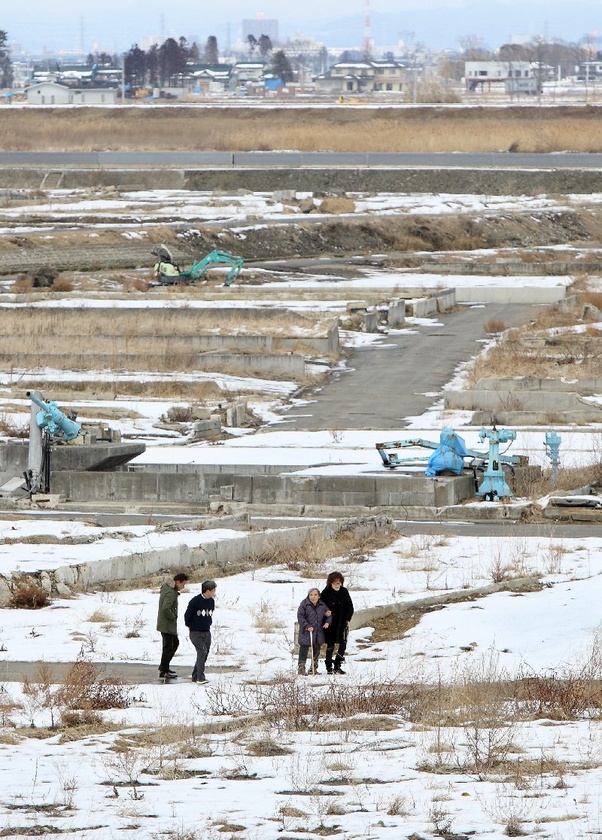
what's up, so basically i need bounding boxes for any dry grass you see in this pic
[8,580,49,609]
[255,518,400,577]
[3,106,602,153]
[467,294,602,383]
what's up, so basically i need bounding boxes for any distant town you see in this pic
[2,16,602,104]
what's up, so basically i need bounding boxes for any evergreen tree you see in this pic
[147,44,159,87]
[124,44,147,87]
[271,50,294,83]
[0,30,13,89]
[204,36,218,64]
[158,37,187,85]
[258,34,272,57]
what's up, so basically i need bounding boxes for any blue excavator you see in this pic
[151,244,243,287]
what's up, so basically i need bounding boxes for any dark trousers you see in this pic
[298,644,321,673]
[190,630,211,681]
[325,637,347,672]
[159,632,179,674]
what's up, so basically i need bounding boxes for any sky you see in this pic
[3,0,602,56]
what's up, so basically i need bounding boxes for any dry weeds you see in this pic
[3,106,602,153]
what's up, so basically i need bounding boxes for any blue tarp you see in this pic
[425,428,469,476]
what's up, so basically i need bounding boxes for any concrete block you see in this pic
[409,297,438,317]
[362,311,379,333]
[436,288,456,312]
[387,298,406,328]
[226,402,246,427]
[192,418,222,440]
[347,301,369,312]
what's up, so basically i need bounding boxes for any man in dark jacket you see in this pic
[184,580,217,683]
[321,571,354,674]
[156,572,189,680]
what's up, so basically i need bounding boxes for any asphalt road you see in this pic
[2,151,602,168]
[282,301,539,430]
[0,660,235,686]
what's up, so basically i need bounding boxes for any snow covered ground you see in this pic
[1,523,602,839]
[1,187,602,839]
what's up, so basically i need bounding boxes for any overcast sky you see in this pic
[3,1,601,55]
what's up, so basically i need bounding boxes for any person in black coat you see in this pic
[320,571,354,674]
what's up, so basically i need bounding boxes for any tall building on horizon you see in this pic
[242,15,278,44]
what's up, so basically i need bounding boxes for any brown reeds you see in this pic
[2,106,602,153]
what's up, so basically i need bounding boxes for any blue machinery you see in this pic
[152,244,244,287]
[24,392,81,496]
[376,425,531,501]
[179,250,244,287]
[544,430,562,485]
[476,425,516,500]
[28,392,81,442]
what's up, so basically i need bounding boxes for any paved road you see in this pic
[2,151,602,169]
[283,301,538,430]
[0,660,235,686]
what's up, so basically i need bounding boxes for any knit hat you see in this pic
[202,580,217,593]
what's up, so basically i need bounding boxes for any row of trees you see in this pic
[123,36,293,87]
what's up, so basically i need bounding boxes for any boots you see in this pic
[297,662,307,676]
[334,655,345,675]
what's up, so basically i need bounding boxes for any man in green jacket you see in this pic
[156,572,189,680]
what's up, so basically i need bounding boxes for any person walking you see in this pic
[321,571,354,674]
[297,587,330,676]
[156,572,189,680]
[185,580,217,683]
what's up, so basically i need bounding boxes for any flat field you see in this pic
[2,104,602,152]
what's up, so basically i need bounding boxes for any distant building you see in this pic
[230,61,266,93]
[242,17,278,43]
[314,60,406,95]
[25,82,116,105]
[577,61,602,81]
[190,64,233,95]
[465,60,540,94]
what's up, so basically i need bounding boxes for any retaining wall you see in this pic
[0,331,338,358]
[4,167,602,195]
[0,349,306,378]
[444,389,601,414]
[409,288,456,317]
[0,522,334,605]
[231,472,474,509]
[454,286,567,304]
[50,468,475,510]
[475,376,602,394]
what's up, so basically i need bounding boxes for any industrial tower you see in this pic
[362,0,374,57]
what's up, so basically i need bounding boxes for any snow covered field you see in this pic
[1,185,602,839]
[2,524,602,839]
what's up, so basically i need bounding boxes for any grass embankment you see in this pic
[2,105,602,152]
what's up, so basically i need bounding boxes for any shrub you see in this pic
[9,581,49,609]
[49,276,75,292]
[56,659,130,712]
